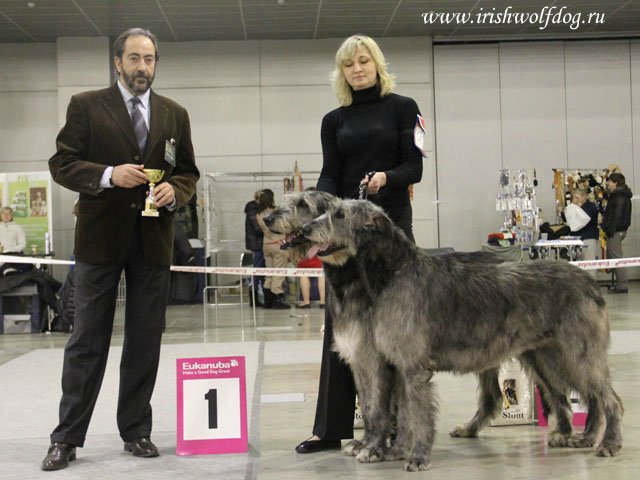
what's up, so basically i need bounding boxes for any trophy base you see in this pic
[141,210,160,217]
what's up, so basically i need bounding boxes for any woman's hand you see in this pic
[363,172,387,195]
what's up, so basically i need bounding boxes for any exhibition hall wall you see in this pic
[1,36,638,278]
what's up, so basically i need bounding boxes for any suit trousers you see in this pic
[311,202,414,440]
[607,231,628,289]
[51,220,170,447]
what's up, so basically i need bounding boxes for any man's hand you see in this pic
[154,182,176,208]
[111,164,148,188]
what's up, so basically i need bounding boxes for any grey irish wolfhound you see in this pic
[294,198,623,472]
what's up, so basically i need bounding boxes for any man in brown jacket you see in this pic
[42,28,199,471]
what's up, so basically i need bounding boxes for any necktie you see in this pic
[130,97,148,153]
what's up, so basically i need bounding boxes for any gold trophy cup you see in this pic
[142,169,165,217]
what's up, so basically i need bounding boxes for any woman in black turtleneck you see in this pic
[295,34,424,454]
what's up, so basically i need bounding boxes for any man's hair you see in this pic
[114,28,159,61]
[331,34,396,107]
[608,172,626,186]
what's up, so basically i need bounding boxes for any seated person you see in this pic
[0,207,26,253]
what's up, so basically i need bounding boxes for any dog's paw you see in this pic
[548,432,570,447]
[567,434,596,448]
[343,439,363,456]
[356,447,384,463]
[595,441,622,457]
[404,458,432,472]
[384,445,405,461]
[449,424,477,438]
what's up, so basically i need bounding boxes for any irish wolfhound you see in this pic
[265,191,515,467]
[299,199,623,472]
[262,190,339,263]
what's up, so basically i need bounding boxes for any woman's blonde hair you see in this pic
[331,34,396,106]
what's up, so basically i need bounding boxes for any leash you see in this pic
[357,171,377,200]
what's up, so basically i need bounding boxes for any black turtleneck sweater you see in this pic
[317,85,423,212]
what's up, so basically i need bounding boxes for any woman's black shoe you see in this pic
[295,437,341,454]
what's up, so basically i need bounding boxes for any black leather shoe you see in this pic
[41,442,76,471]
[295,437,341,454]
[124,437,159,458]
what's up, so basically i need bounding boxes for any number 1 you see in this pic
[204,389,218,429]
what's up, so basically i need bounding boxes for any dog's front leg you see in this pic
[346,356,393,463]
[400,367,436,472]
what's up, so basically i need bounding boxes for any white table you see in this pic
[534,239,585,261]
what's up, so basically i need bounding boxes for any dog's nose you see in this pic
[301,224,312,237]
[263,215,273,226]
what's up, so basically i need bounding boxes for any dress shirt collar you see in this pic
[117,79,151,112]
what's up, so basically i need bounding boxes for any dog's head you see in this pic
[262,190,337,263]
[300,199,395,266]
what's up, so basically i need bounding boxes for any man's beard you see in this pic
[123,69,154,95]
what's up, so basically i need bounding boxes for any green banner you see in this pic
[4,172,52,254]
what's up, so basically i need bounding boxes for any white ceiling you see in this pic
[0,0,638,43]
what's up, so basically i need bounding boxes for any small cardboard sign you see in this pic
[176,356,248,455]
[535,386,587,427]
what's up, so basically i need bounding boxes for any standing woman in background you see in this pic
[295,34,424,453]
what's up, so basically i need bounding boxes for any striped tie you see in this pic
[130,97,148,153]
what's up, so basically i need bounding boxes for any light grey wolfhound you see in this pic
[298,199,623,472]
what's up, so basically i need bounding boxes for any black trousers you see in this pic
[311,202,414,440]
[50,221,170,447]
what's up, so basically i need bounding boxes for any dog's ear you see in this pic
[364,209,392,232]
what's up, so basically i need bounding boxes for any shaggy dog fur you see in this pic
[297,199,623,472]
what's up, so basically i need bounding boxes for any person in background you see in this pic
[256,189,290,309]
[602,172,633,294]
[569,189,599,275]
[42,27,199,471]
[244,190,265,307]
[296,255,325,309]
[296,34,423,454]
[296,187,326,309]
[0,207,26,253]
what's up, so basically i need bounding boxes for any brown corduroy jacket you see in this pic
[50,83,199,266]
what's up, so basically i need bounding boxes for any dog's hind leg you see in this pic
[450,367,501,438]
[572,356,623,455]
[518,351,574,447]
[399,367,436,472]
[594,388,623,456]
[567,396,601,449]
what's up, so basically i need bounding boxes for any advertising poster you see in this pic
[5,172,52,254]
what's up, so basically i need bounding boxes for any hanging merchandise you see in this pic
[494,167,541,245]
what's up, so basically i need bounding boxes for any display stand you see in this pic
[494,168,541,246]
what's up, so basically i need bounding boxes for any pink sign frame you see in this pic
[535,386,587,427]
[176,356,248,455]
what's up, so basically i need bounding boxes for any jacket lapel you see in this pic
[145,91,169,162]
[102,83,139,152]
